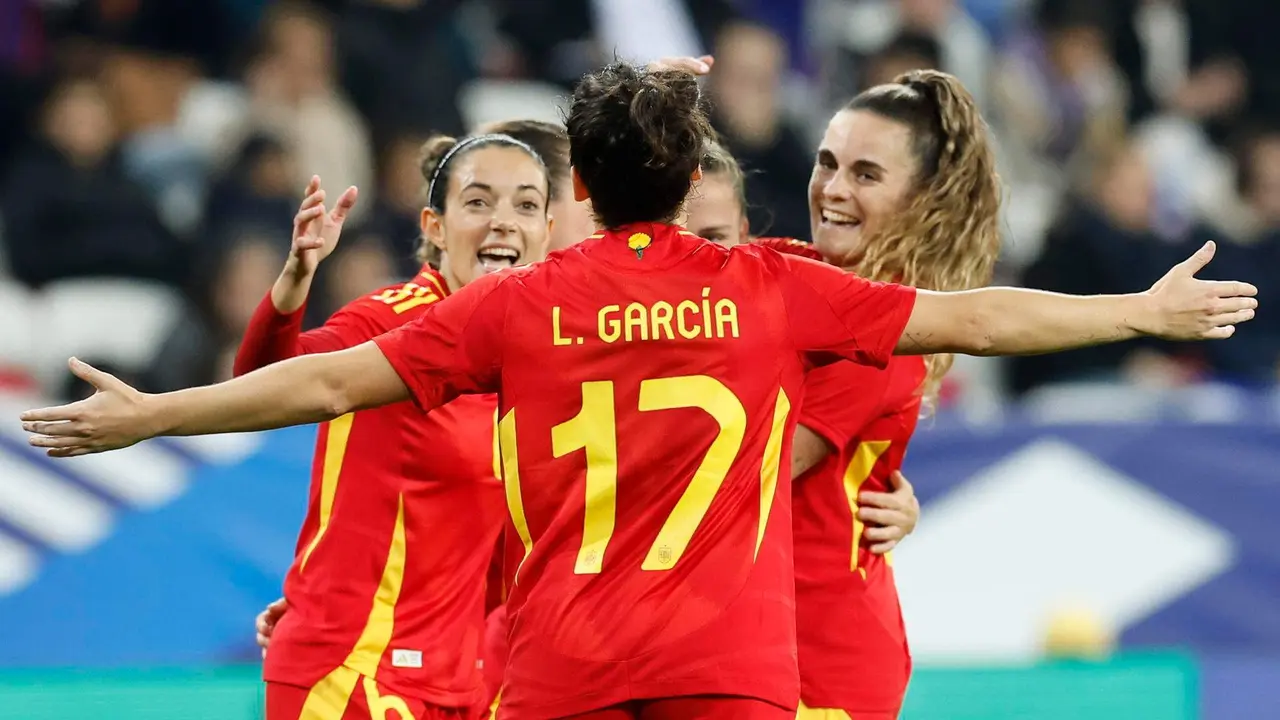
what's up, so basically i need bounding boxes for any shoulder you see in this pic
[344,274,451,330]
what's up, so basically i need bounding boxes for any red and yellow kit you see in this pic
[792,352,925,718]
[372,224,917,719]
[237,266,506,717]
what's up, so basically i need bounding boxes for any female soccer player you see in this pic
[233,130,552,720]
[782,70,1003,720]
[23,62,1256,720]
[682,140,751,247]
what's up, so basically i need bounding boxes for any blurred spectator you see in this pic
[244,1,374,224]
[348,130,433,279]
[203,133,299,248]
[707,21,812,240]
[145,235,284,392]
[0,76,185,288]
[1175,0,1280,144]
[863,31,944,89]
[992,0,1129,196]
[1011,141,1210,394]
[814,0,993,112]
[336,0,472,139]
[1198,128,1280,384]
[486,0,739,86]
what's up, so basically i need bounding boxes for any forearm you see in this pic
[151,352,354,437]
[271,263,315,315]
[234,292,307,376]
[902,288,1151,356]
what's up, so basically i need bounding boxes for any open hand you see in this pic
[858,471,919,554]
[256,597,289,656]
[1143,241,1258,340]
[21,358,153,457]
[647,55,715,76]
[288,175,359,279]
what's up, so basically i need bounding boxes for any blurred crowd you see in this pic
[0,0,1277,407]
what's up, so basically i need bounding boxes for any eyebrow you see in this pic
[461,182,547,197]
[816,149,887,175]
[696,225,730,235]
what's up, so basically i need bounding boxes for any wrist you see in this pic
[139,392,175,438]
[1125,293,1160,338]
[271,266,313,314]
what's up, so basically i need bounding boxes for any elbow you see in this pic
[316,368,358,420]
[957,300,999,356]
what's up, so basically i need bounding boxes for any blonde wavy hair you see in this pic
[846,69,1002,408]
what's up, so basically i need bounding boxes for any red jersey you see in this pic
[792,355,926,714]
[372,224,917,719]
[240,266,506,708]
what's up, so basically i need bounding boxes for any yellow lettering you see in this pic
[624,302,650,342]
[714,299,740,339]
[651,301,675,340]
[700,287,712,338]
[552,306,572,346]
[676,300,700,339]
[598,305,622,343]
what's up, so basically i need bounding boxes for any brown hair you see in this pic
[415,132,550,265]
[567,61,714,227]
[845,69,1002,408]
[700,139,748,213]
[478,119,570,202]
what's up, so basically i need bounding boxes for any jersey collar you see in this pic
[415,265,451,297]
[582,222,707,269]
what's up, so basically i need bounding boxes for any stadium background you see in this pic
[0,0,1277,718]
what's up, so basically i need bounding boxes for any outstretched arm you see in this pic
[897,242,1257,356]
[23,345,408,456]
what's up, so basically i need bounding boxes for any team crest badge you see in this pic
[628,232,652,259]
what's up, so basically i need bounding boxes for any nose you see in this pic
[822,170,854,203]
[490,207,518,233]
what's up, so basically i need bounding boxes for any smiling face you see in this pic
[809,109,921,267]
[421,145,551,290]
[684,171,749,246]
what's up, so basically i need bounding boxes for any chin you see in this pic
[812,228,864,265]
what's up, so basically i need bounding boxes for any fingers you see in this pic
[649,56,713,74]
[28,434,90,450]
[888,470,913,492]
[858,490,907,512]
[69,357,122,391]
[1207,280,1259,298]
[330,186,359,223]
[295,203,325,228]
[1214,296,1259,313]
[303,175,320,198]
[21,399,87,423]
[1201,325,1237,340]
[869,540,899,554]
[299,187,326,213]
[859,507,909,528]
[1180,240,1216,276]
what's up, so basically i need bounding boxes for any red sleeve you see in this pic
[233,293,390,376]
[799,361,889,451]
[774,254,917,369]
[372,271,508,413]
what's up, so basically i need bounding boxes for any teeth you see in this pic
[478,246,519,260]
[822,209,859,224]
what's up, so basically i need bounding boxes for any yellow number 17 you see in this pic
[501,375,791,577]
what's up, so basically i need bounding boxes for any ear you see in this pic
[572,167,590,202]
[420,207,446,251]
[691,165,704,183]
[738,215,750,245]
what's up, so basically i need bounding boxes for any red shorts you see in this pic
[266,669,473,720]
[554,696,793,720]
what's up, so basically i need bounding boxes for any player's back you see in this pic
[492,224,823,716]
[792,354,926,714]
[371,223,916,718]
[265,268,505,708]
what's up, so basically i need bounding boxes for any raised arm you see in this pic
[23,347,408,456]
[896,242,1257,356]
[235,177,360,375]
